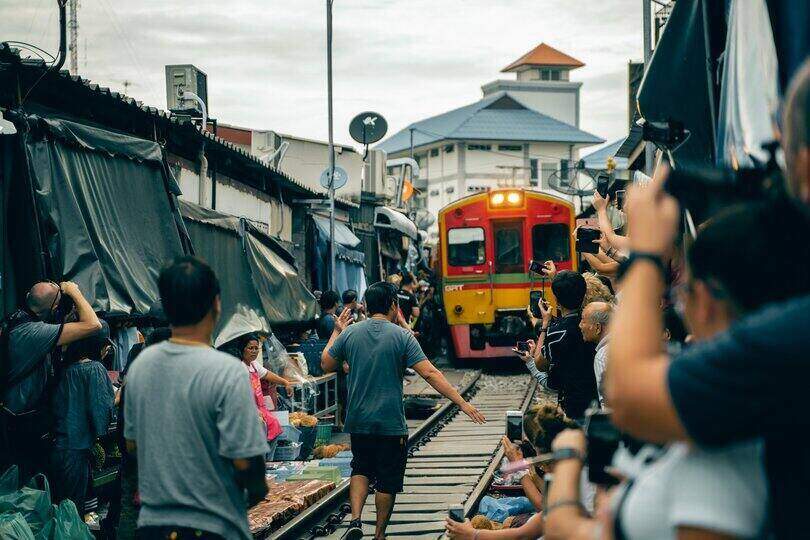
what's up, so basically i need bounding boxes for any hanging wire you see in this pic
[3,40,57,63]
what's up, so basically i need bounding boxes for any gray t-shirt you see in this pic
[329,318,425,436]
[124,341,268,540]
[616,440,767,539]
[4,320,62,414]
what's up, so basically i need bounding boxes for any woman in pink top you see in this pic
[237,334,293,457]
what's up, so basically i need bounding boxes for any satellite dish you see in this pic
[349,112,388,145]
[547,166,597,198]
[320,166,349,190]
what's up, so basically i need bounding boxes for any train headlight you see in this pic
[491,193,505,206]
[506,191,521,205]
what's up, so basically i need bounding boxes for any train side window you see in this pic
[448,227,486,266]
[532,223,570,263]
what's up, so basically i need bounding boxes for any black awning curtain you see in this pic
[637,0,727,166]
[23,115,187,317]
[180,200,316,346]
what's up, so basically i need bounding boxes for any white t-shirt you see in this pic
[615,439,767,539]
[250,360,268,379]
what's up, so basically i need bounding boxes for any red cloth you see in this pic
[248,364,282,441]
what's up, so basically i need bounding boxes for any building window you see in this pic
[446,186,455,194]
[498,144,522,152]
[444,144,454,153]
[430,148,439,157]
[429,189,440,197]
[467,185,488,192]
[467,144,492,151]
[414,155,423,167]
[541,162,557,190]
[530,159,539,186]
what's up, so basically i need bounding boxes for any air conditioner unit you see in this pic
[365,149,387,196]
[165,64,208,114]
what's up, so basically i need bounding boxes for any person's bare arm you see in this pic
[544,430,599,540]
[502,437,543,511]
[445,513,545,539]
[321,308,354,373]
[532,299,553,371]
[261,370,294,394]
[233,455,269,507]
[606,172,689,442]
[582,252,619,276]
[412,360,486,423]
[593,192,631,252]
[57,281,102,345]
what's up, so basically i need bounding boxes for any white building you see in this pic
[376,43,603,239]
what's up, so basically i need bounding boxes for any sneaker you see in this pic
[405,368,416,376]
[341,519,364,539]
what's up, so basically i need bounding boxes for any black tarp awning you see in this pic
[637,0,727,166]
[19,113,189,317]
[180,200,316,346]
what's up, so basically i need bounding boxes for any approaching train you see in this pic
[436,188,577,361]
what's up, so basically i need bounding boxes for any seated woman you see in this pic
[49,319,115,516]
[445,401,578,539]
[234,333,293,457]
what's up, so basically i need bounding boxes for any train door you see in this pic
[492,220,524,274]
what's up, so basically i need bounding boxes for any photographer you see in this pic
[607,59,810,538]
[1,280,102,479]
[529,271,597,422]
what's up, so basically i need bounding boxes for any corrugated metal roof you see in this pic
[0,43,322,200]
[502,43,585,72]
[376,92,603,154]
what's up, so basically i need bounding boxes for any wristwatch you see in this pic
[552,447,584,463]
[617,251,666,281]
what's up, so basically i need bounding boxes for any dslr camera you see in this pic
[583,407,644,486]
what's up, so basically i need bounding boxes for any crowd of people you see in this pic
[0,53,807,540]
[442,58,810,540]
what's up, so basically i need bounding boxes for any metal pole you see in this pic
[327,0,336,292]
[409,128,414,160]
[642,0,655,176]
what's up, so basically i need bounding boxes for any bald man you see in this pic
[2,280,101,480]
[578,301,612,407]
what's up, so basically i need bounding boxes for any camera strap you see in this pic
[612,478,636,540]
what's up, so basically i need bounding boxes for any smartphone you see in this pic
[596,175,609,198]
[615,190,626,210]
[516,340,530,352]
[529,290,545,318]
[576,227,601,254]
[506,410,523,442]
[529,260,545,274]
[448,504,465,523]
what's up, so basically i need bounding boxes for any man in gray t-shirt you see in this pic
[322,281,485,540]
[124,257,268,540]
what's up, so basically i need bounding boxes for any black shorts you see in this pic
[350,434,408,494]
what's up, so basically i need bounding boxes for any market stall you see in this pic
[180,199,317,347]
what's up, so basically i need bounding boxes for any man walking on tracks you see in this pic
[322,281,485,540]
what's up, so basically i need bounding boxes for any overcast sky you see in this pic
[1,0,643,151]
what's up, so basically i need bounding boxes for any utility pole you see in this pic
[326,0,336,292]
[642,0,655,176]
[68,0,78,75]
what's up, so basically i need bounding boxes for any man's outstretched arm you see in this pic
[606,172,688,443]
[412,359,486,423]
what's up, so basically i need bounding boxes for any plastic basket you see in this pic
[272,443,301,462]
[314,423,333,447]
[279,425,301,443]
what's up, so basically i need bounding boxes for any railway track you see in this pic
[269,372,536,540]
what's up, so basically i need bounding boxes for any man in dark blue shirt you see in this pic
[607,59,810,539]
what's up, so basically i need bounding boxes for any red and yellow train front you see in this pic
[437,189,576,360]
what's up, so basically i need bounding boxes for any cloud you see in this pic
[1,0,642,146]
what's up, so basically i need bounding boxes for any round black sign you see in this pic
[349,111,388,145]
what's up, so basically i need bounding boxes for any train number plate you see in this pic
[444,284,464,292]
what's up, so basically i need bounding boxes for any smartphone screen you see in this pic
[448,505,465,523]
[506,411,523,441]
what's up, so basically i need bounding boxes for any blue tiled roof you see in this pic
[376,92,603,154]
[581,138,628,170]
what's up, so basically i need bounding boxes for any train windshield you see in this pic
[532,223,570,262]
[448,227,486,266]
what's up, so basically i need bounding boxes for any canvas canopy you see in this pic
[17,113,188,317]
[180,200,316,346]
